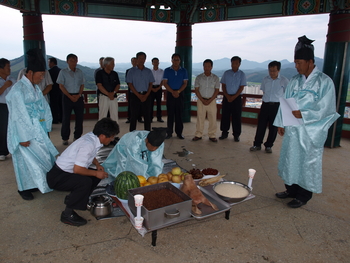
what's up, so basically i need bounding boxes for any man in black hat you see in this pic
[6,48,59,200]
[102,128,167,179]
[273,36,340,208]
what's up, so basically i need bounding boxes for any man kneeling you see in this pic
[47,118,119,226]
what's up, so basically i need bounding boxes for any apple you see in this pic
[171,167,182,176]
[167,172,173,180]
[171,175,182,183]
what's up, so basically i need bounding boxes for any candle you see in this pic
[248,169,256,189]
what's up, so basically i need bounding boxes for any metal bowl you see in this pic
[213,181,251,203]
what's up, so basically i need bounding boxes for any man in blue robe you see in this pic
[273,36,340,208]
[6,48,59,200]
[102,128,167,179]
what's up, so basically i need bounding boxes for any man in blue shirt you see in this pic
[250,61,289,153]
[163,53,188,139]
[56,54,85,145]
[126,52,154,132]
[219,56,246,141]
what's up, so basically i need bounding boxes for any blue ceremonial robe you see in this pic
[274,67,340,193]
[102,131,164,179]
[6,76,59,193]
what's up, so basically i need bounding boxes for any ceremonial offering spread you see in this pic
[213,181,251,203]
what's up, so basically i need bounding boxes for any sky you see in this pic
[0,5,330,64]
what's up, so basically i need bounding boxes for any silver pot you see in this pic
[87,195,112,218]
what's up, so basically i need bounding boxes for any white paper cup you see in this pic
[134,194,144,207]
[248,169,256,178]
[135,217,144,229]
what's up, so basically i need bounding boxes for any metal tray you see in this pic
[191,186,231,219]
[128,182,192,231]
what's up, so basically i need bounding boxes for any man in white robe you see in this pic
[273,36,340,208]
[6,48,58,200]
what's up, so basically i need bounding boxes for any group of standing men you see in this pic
[95,52,189,140]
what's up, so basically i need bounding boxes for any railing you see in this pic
[81,90,350,138]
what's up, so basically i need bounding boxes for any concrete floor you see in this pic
[1,118,350,263]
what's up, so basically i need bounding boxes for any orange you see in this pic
[137,175,147,185]
[143,182,152,186]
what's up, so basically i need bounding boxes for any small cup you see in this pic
[134,194,144,207]
[135,217,144,229]
[248,169,256,178]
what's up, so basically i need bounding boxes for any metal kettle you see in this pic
[87,195,112,218]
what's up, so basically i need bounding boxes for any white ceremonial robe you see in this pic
[6,76,59,193]
[274,67,340,193]
[102,131,164,179]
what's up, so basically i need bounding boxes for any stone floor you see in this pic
[1,117,349,263]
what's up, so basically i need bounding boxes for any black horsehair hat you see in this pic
[294,35,315,61]
[147,127,167,147]
[27,48,46,72]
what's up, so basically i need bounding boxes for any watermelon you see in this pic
[114,171,140,200]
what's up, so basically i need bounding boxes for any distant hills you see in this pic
[9,55,324,91]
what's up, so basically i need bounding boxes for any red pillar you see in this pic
[323,11,350,147]
[22,12,47,67]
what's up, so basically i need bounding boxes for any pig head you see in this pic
[181,174,218,214]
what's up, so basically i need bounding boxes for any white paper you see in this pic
[279,97,304,126]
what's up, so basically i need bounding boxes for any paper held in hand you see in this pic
[279,97,304,126]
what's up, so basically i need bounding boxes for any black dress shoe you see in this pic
[219,134,228,140]
[287,199,306,208]
[29,188,39,192]
[18,190,34,200]
[165,134,172,139]
[157,118,164,123]
[234,136,240,142]
[177,134,185,139]
[125,120,130,123]
[60,211,87,226]
[138,119,144,123]
[275,191,293,199]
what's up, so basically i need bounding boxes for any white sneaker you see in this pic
[0,155,6,161]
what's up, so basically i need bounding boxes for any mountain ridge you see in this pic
[9,55,324,91]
